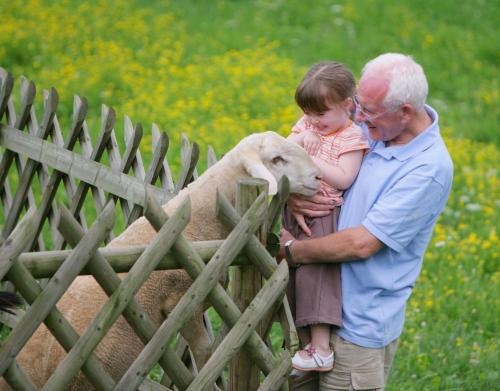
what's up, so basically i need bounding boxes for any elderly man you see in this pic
[282,53,453,390]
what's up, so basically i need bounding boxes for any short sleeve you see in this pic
[339,124,370,155]
[362,173,446,253]
[292,116,311,134]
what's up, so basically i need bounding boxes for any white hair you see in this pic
[362,53,428,112]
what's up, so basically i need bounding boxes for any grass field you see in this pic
[0,1,498,390]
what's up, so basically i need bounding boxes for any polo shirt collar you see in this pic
[370,105,440,161]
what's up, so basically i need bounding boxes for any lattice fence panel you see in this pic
[0,67,204,251]
[0,68,295,391]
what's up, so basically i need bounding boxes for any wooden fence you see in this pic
[0,68,297,390]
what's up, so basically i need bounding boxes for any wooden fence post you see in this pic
[230,178,268,390]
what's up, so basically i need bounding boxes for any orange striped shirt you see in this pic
[292,116,369,205]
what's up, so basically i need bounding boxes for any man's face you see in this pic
[355,76,404,143]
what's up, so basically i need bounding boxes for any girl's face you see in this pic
[304,99,352,135]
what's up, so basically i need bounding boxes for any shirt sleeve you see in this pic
[339,124,370,155]
[292,116,310,134]
[362,172,446,253]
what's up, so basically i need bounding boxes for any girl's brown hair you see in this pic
[295,61,356,113]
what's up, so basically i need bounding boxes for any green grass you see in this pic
[143,0,499,145]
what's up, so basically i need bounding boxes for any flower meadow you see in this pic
[0,1,498,390]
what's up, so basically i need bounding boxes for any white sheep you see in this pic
[6,131,321,390]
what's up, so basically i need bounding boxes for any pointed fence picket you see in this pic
[0,68,297,391]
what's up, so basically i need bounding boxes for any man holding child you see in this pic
[281,53,453,390]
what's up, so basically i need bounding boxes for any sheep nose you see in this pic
[315,175,322,181]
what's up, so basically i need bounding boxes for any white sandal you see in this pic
[292,346,334,372]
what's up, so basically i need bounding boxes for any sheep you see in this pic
[5,131,321,390]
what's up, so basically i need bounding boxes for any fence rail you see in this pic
[0,68,296,391]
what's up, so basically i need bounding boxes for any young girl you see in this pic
[283,61,369,372]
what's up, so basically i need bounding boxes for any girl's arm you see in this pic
[312,149,364,190]
[287,131,306,146]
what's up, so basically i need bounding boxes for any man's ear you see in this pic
[401,103,414,123]
[241,152,278,195]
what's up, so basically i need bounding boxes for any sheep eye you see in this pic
[271,156,286,164]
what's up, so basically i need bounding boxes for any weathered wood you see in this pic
[114,191,268,391]
[152,124,175,192]
[0,208,38,280]
[257,351,293,391]
[0,125,172,208]
[66,105,115,229]
[0,69,14,122]
[14,240,244,278]
[58,205,194,390]
[267,176,290,231]
[68,118,95,234]
[0,77,36,211]
[28,95,89,250]
[2,87,58,238]
[126,130,169,225]
[181,133,198,181]
[216,193,277,278]
[0,179,13,233]
[230,178,268,391]
[217,190,299,354]
[43,108,68,246]
[5,238,117,390]
[187,261,289,391]
[41,198,191,391]
[107,116,143,220]
[174,138,199,193]
[0,202,115,376]
[2,359,38,391]
[0,78,35,248]
[0,70,301,390]
[142,190,280,378]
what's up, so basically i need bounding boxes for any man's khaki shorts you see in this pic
[291,334,399,391]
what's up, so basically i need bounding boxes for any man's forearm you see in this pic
[291,225,384,264]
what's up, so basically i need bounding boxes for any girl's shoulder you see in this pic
[292,116,314,134]
[338,121,365,138]
[337,122,370,153]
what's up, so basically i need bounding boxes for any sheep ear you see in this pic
[242,155,278,195]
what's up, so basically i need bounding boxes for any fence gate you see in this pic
[0,69,298,391]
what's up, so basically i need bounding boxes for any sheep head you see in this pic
[232,131,321,196]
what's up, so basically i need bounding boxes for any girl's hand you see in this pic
[292,211,311,237]
[303,131,322,156]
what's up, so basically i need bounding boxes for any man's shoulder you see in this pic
[417,136,454,183]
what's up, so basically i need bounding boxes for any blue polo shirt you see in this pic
[337,105,453,348]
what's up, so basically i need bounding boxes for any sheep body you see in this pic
[4,132,320,390]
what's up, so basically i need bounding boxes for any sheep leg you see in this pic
[180,310,213,371]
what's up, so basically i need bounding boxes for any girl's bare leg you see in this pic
[310,324,332,355]
[299,323,332,358]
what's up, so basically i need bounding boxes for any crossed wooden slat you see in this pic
[0,69,294,390]
[0,68,202,252]
[0,193,292,390]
